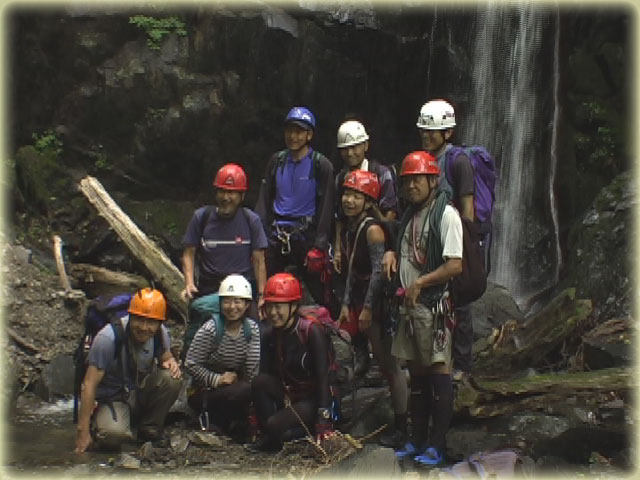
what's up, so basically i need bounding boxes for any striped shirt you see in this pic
[185,317,260,388]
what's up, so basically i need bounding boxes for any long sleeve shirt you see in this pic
[185,317,260,389]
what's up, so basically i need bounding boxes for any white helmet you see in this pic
[337,120,369,148]
[218,274,252,300]
[416,100,456,130]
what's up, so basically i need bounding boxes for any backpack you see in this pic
[296,305,354,423]
[181,292,253,361]
[449,216,487,307]
[443,145,497,224]
[72,293,161,423]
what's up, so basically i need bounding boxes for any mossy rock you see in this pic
[14,145,72,215]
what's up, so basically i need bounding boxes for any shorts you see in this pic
[391,302,452,368]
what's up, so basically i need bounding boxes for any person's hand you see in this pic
[183,283,199,300]
[382,251,397,280]
[404,281,421,309]
[218,371,238,386]
[358,307,372,332]
[315,421,334,443]
[74,428,92,453]
[333,252,342,274]
[162,356,182,379]
[337,305,349,328]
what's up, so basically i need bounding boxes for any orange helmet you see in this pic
[213,163,248,191]
[128,288,167,321]
[343,169,380,200]
[263,273,303,303]
[400,151,440,176]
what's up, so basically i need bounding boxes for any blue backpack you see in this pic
[444,145,497,224]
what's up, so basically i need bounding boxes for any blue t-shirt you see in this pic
[182,206,268,280]
[273,149,317,223]
[87,315,171,401]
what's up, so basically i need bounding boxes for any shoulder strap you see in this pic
[347,216,375,277]
[310,150,320,180]
[152,328,163,359]
[242,318,253,342]
[296,316,314,345]
[199,205,215,238]
[213,314,225,345]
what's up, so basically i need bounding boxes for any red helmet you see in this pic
[400,151,440,176]
[343,170,380,200]
[263,273,303,303]
[213,163,248,191]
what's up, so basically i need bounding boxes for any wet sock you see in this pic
[428,373,453,452]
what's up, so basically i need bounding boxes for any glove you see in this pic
[305,248,327,274]
[315,421,334,442]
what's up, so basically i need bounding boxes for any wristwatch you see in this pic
[318,407,331,420]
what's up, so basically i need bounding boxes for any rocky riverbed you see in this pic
[2,235,636,478]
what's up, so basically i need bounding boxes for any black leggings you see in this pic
[251,373,316,443]
[188,380,251,431]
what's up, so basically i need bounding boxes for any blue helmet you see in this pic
[284,106,316,130]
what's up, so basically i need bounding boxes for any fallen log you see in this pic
[455,367,633,418]
[473,288,592,374]
[52,235,72,291]
[68,263,148,290]
[78,176,187,322]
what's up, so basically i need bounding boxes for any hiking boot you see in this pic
[138,426,163,442]
[414,446,445,466]
[395,441,424,459]
[379,428,406,449]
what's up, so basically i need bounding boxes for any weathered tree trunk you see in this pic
[78,176,187,322]
[68,263,148,290]
[473,288,592,374]
[455,367,633,418]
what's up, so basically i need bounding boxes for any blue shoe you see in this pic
[414,446,444,466]
[395,441,422,459]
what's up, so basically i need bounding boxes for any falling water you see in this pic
[549,10,562,285]
[462,3,554,307]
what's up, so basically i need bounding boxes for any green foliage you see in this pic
[32,130,63,158]
[94,152,112,170]
[129,15,187,50]
[575,101,622,169]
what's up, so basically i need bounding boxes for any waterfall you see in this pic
[462,3,556,307]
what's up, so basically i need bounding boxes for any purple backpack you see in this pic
[445,145,497,224]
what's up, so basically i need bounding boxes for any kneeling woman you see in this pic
[337,170,409,448]
[250,273,335,452]
[184,274,260,439]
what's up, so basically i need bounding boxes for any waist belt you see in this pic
[272,216,313,254]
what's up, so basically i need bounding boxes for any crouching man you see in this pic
[75,288,182,452]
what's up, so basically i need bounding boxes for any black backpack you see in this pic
[72,293,161,423]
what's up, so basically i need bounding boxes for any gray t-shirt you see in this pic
[87,315,171,401]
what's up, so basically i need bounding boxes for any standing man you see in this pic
[416,99,476,381]
[333,119,399,377]
[255,107,335,310]
[384,152,462,466]
[75,288,182,452]
[182,163,268,316]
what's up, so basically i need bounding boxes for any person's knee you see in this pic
[93,402,133,447]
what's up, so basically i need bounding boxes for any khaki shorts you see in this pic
[391,303,452,368]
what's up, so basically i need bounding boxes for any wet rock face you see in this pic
[557,171,633,321]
